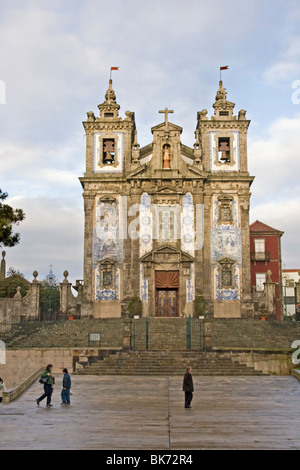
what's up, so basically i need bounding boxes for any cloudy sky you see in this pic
[0,0,300,284]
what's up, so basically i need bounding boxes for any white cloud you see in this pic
[263,36,300,84]
[249,113,300,267]
[249,114,300,199]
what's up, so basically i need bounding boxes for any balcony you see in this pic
[251,251,270,262]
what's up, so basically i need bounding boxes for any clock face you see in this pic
[93,132,124,173]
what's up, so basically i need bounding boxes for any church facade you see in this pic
[79,79,254,319]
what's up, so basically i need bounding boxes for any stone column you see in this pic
[60,270,72,315]
[12,286,22,323]
[240,195,254,318]
[123,318,132,350]
[203,321,213,352]
[30,271,40,320]
[0,251,6,281]
[264,270,276,317]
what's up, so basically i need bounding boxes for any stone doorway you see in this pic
[155,271,179,317]
[156,289,178,317]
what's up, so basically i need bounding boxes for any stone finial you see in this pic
[238,109,247,120]
[125,110,135,121]
[266,269,272,282]
[105,79,117,104]
[198,109,208,120]
[98,78,120,119]
[215,80,227,101]
[33,271,38,282]
[133,130,140,149]
[14,286,22,300]
[86,111,95,122]
[63,270,69,283]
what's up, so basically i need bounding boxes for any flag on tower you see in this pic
[220,66,229,70]
[110,67,119,79]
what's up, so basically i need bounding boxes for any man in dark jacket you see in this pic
[61,368,71,405]
[183,366,194,409]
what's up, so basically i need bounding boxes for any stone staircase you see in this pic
[75,350,266,376]
[1,319,124,349]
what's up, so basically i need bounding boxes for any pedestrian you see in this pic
[61,368,71,406]
[0,377,6,403]
[183,366,194,409]
[36,364,55,408]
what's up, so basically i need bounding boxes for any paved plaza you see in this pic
[0,375,299,450]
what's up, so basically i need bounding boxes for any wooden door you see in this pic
[156,289,178,317]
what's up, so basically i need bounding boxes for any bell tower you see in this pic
[196,80,254,318]
[79,79,136,318]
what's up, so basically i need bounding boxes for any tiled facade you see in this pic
[79,80,254,318]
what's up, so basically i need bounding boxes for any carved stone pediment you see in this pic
[99,196,117,204]
[151,186,182,195]
[140,245,194,264]
[151,122,183,133]
[217,195,234,203]
[218,257,235,266]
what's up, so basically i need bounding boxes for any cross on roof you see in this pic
[159,108,174,129]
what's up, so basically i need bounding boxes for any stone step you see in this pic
[76,349,266,376]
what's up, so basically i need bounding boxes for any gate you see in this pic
[131,316,204,351]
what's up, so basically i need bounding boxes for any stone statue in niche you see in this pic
[162,145,171,169]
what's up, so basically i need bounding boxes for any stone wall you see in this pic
[0,348,74,388]
[0,271,40,322]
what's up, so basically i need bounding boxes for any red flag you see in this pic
[111,67,119,70]
[220,66,229,70]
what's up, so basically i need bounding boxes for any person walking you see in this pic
[183,366,194,409]
[36,364,55,408]
[61,368,71,405]
[0,377,6,403]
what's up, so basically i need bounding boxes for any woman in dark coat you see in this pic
[183,366,194,409]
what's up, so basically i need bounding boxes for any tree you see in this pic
[0,189,25,248]
[39,268,60,320]
[0,267,30,298]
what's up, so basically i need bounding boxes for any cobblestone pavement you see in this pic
[0,375,299,450]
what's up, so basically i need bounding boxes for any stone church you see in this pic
[79,78,254,319]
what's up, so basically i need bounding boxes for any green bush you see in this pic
[193,296,207,318]
[0,272,30,298]
[127,296,143,318]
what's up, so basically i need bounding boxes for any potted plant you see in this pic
[259,310,269,321]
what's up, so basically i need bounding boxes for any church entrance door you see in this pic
[155,271,179,317]
[156,289,178,317]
